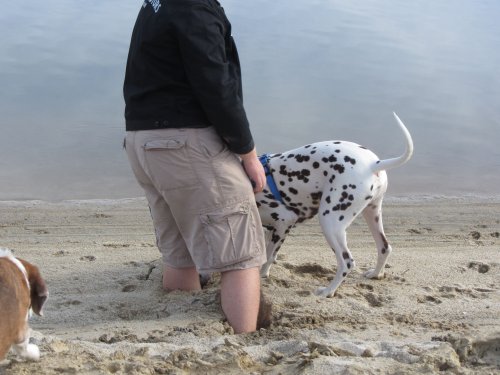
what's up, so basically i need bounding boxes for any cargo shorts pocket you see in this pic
[199,199,260,270]
[143,136,198,190]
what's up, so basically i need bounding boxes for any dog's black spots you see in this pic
[288,187,298,195]
[348,195,354,201]
[339,215,344,221]
[288,178,293,182]
[272,233,281,244]
[365,195,373,200]
[305,144,311,148]
[333,164,345,174]
[342,272,347,277]
[295,154,310,163]
[256,202,261,208]
[359,145,367,150]
[333,202,352,211]
[322,155,337,163]
[375,216,379,223]
[370,185,374,191]
[335,149,341,153]
[353,212,357,217]
[334,141,342,144]
[344,156,356,165]
[349,184,357,189]
[340,191,349,201]
[347,262,351,269]
[376,160,381,164]
[323,210,330,216]
[313,161,320,169]
[311,192,323,201]
[311,150,316,154]
[271,213,279,221]
[381,248,386,254]
[343,185,348,190]
[269,202,279,208]
[342,252,349,260]
[329,175,335,183]
[279,181,285,186]
[325,196,331,204]
[380,233,388,249]
[323,171,328,177]
[279,165,287,175]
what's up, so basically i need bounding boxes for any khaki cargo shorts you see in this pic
[125,127,266,273]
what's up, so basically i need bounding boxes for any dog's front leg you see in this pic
[260,227,282,278]
[12,334,40,361]
[260,224,296,278]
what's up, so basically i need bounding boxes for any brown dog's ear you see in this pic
[18,259,49,316]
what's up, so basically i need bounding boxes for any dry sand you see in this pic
[0,196,498,374]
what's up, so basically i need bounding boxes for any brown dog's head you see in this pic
[18,258,49,316]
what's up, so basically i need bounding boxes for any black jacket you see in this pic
[123,0,255,154]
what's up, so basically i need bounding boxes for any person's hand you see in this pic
[239,148,266,193]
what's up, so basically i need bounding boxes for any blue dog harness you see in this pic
[259,154,283,204]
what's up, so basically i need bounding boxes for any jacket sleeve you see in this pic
[173,3,255,154]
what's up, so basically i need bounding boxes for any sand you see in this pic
[0,196,498,374]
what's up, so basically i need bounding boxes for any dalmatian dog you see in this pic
[256,112,413,297]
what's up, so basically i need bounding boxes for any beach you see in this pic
[0,196,498,374]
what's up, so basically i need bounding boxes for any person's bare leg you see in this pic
[220,267,260,334]
[163,265,201,291]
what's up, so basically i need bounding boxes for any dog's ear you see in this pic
[18,259,49,316]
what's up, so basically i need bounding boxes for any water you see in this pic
[1,0,499,201]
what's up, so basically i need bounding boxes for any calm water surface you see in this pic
[1,0,499,200]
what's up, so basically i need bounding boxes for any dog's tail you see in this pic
[372,112,414,173]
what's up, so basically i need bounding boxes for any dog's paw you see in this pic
[259,266,271,279]
[16,343,40,361]
[314,286,335,298]
[364,269,385,279]
[26,344,40,361]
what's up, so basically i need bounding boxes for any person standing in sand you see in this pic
[123,0,267,333]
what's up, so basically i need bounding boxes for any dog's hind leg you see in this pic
[315,213,356,297]
[362,198,392,279]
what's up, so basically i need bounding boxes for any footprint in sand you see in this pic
[56,299,82,308]
[122,284,137,292]
[80,255,96,262]
[468,261,490,274]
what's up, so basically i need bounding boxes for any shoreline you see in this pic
[1,192,500,205]
[1,196,499,374]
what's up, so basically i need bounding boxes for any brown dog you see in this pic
[0,248,48,361]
